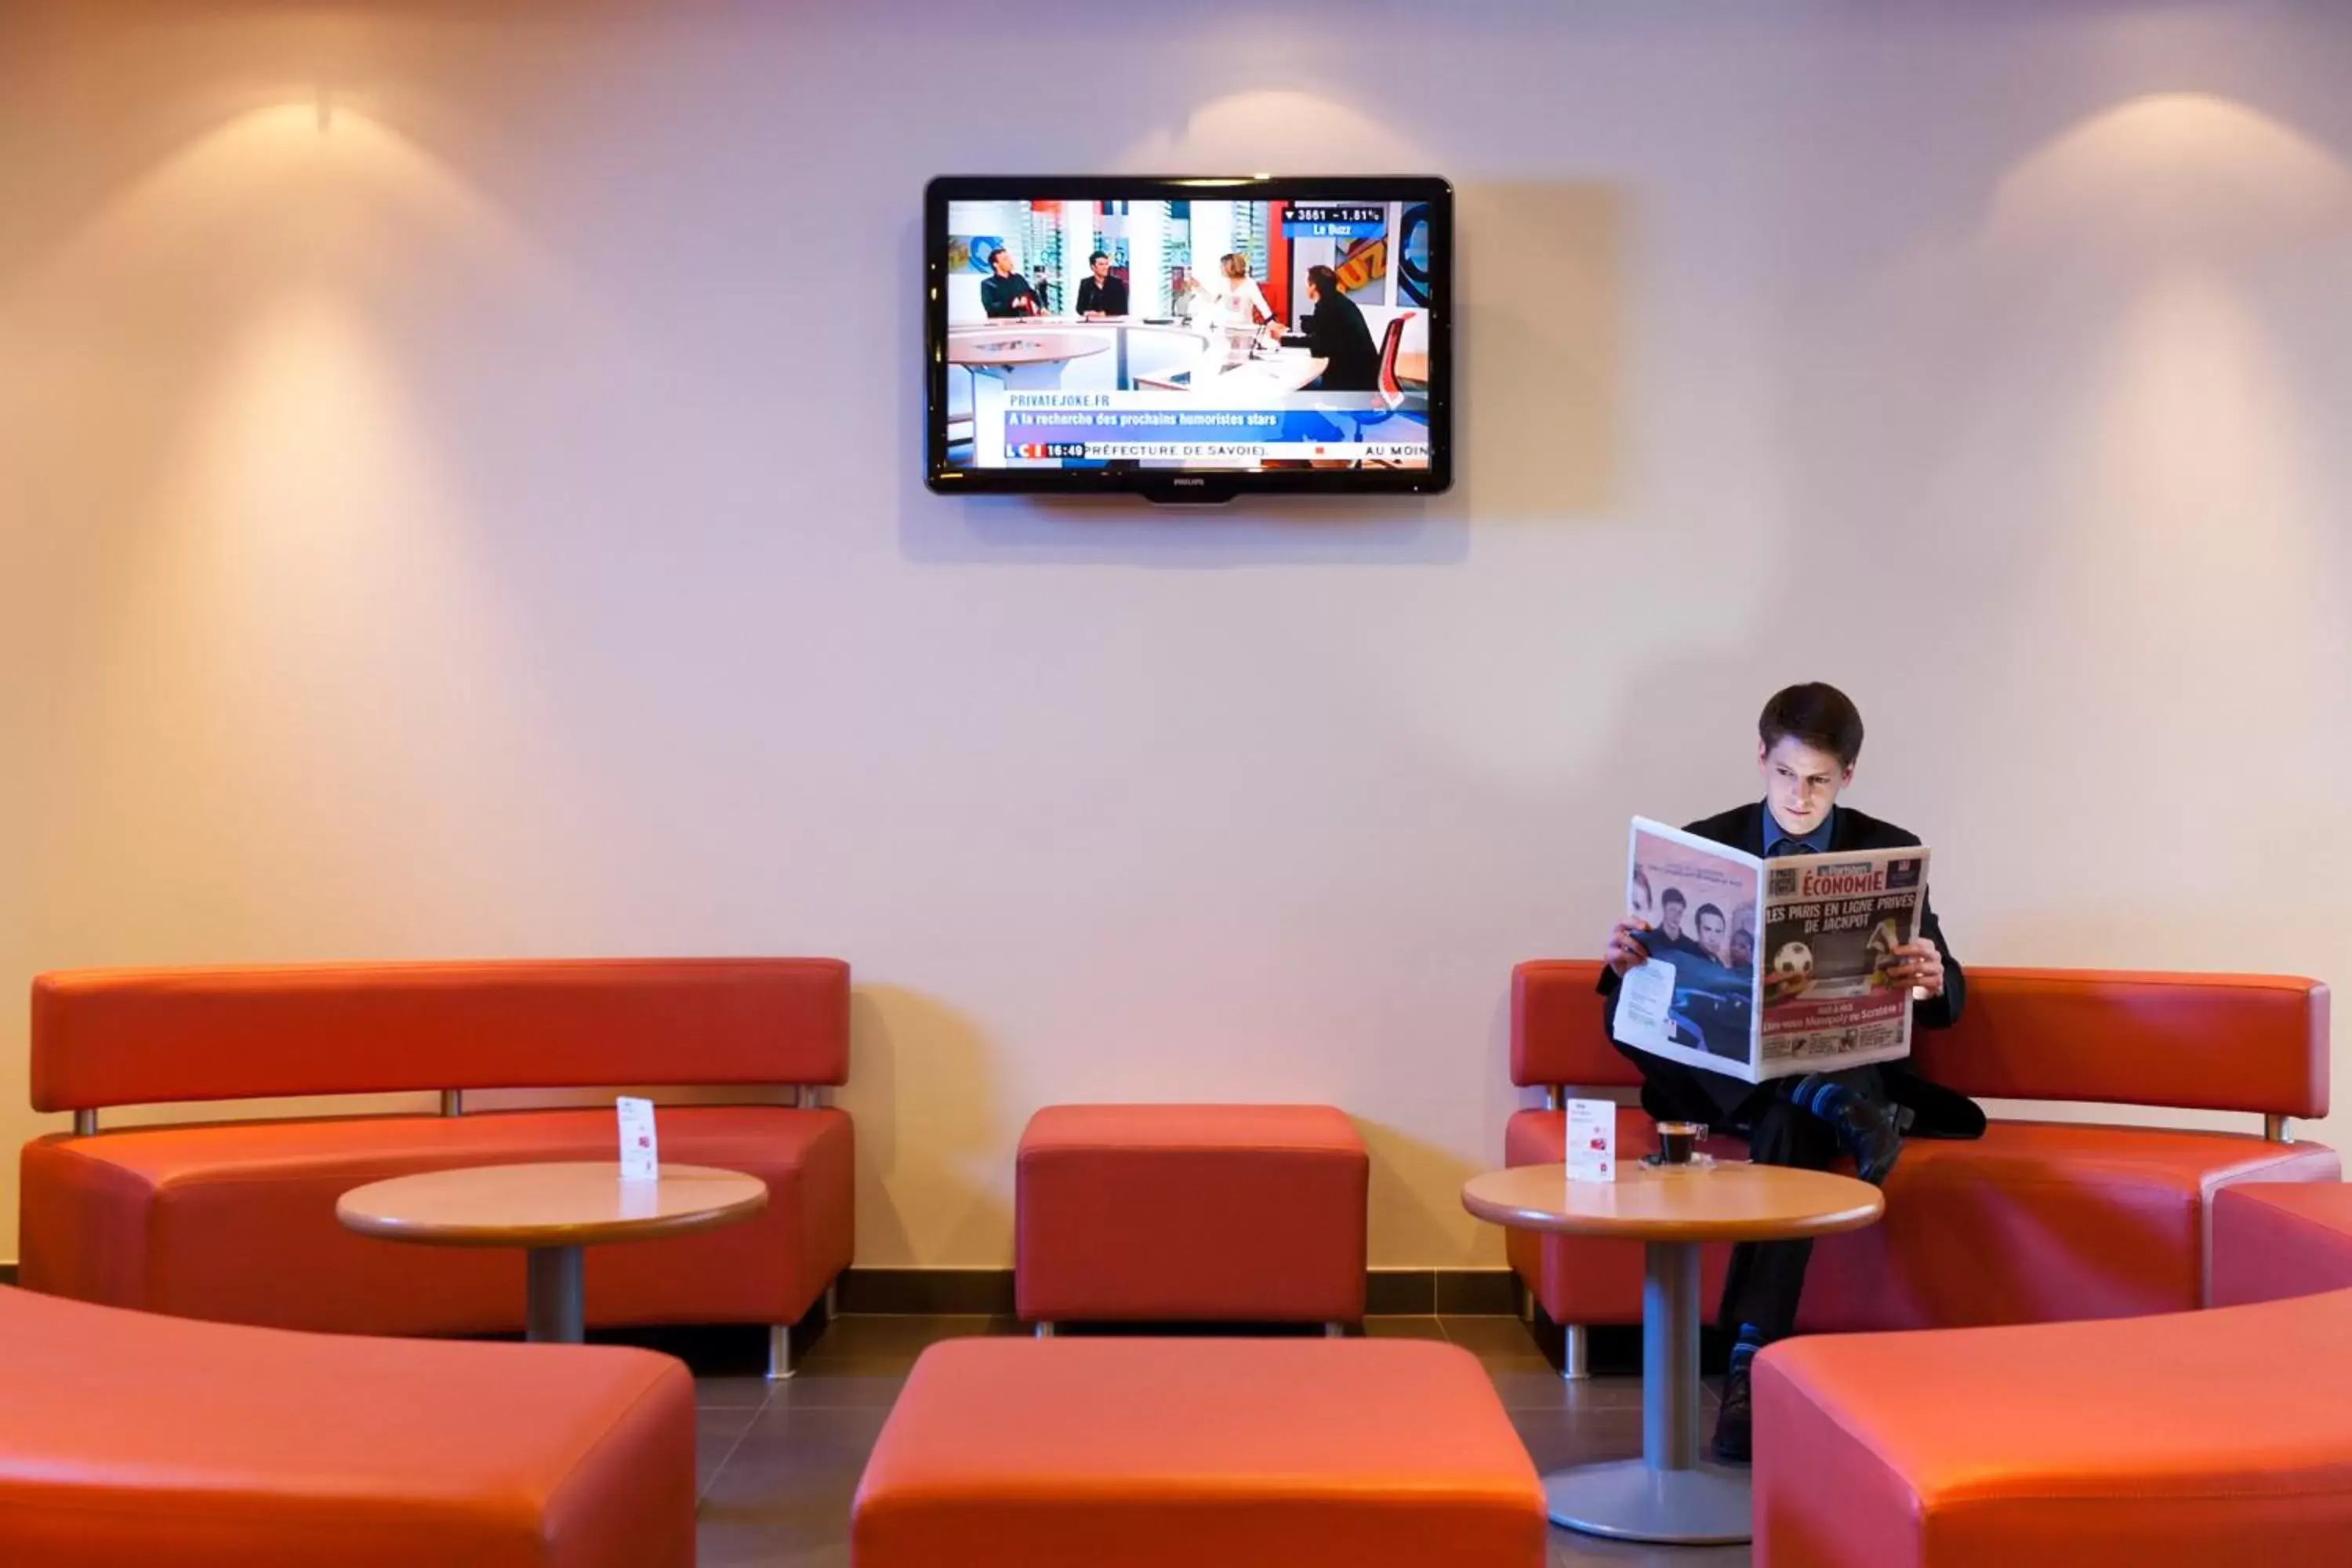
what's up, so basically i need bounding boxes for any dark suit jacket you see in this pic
[1076,275,1128,316]
[980,273,1038,318]
[1303,289,1381,392]
[1601,802,1986,1139]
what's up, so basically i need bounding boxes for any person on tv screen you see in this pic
[1301,264,1380,391]
[1210,252,1276,331]
[1076,251,1128,318]
[1596,682,1978,1468]
[1030,267,1054,314]
[980,247,1040,318]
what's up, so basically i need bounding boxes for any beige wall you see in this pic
[3,1,2349,1268]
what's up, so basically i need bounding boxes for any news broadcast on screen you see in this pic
[931,183,1443,490]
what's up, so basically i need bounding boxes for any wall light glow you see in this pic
[1985,92,2352,260]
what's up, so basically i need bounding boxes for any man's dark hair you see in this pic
[989,245,1010,263]
[1759,683,1865,769]
[1696,904,1724,928]
[1306,264,1339,293]
[1089,250,1109,264]
[1661,888,1687,911]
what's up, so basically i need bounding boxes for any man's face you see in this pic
[1697,911,1726,961]
[991,251,1013,275]
[1092,257,1110,279]
[1661,897,1686,938]
[1730,928,1754,967]
[1759,735,1853,838]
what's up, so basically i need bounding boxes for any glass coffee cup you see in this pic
[1653,1120,1704,1166]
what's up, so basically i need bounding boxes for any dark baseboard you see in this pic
[839,1267,1520,1317]
[0,1261,1518,1313]
[1367,1269,1522,1316]
[837,1268,1016,1316]
[0,1261,1520,1316]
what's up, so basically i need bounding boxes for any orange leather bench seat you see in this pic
[1509,1110,2335,1330]
[2212,1181,2352,1307]
[1506,962,2335,1331]
[851,1338,1547,1567]
[19,959,855,1336]
[0,1283,694,1567]
[20,1105,851,1334]
[1752,1287,2352,1567]
[1015,1103,1368,1325]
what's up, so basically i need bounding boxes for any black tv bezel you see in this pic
[924,174,1454,503]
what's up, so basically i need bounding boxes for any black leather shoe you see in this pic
[1831,1094,1904,1186]
[1712,1362,1753,1465]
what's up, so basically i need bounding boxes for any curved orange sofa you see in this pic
[1505,962,2334,1353]
[0,1283,694,1566]
[18,959,853,1346]
[1752,1181,2352,1566]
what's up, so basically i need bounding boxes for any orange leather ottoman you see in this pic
[852,1338,1547,1567]
[0,1283,694,1566]
[1751,1289,2352,1567]
[1015,1104,1367,1328]
[2212,1181,2352,1306]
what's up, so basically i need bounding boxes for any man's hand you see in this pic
[1606,920,1653,976]
[1886,938,1945,1000]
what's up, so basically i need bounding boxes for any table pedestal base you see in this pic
[1543,1458,1751,1544]
[527,1245,585,1344]
[1549,1236,1754,1546]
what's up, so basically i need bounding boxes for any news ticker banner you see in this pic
[1282,202,1387,242]
[1004,441,1426,461]
[997,392,1427,463]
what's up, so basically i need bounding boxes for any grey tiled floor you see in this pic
[691,1315,1744,1568]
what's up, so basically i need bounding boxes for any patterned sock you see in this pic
[1779,1072,1853,1121]
[1728,1323,1766,1377]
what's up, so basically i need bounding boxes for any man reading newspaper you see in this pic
[1599,683,1983,1464]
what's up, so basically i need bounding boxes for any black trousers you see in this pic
[1617,1047,1886,1342]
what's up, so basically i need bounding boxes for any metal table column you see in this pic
[1541,1239,1752,1544]
[526,1245,586,1345]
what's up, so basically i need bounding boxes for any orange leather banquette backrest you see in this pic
[1512,960,2329,1119]
[30,958,851,1112]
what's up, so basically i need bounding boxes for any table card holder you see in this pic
[1566,1098,1617,1184]
[616,1096,659,1183]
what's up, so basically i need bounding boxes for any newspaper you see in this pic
[1611,816,1931,1083]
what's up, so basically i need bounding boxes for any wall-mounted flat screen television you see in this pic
[926,175,1451,503]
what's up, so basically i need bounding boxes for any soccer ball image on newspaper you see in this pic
[1766,941,1815,1005]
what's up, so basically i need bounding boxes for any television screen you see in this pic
[926,176,1451,502]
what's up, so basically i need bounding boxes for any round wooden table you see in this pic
[1461,1160,1882,1546]
[337,1163,768,1345]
